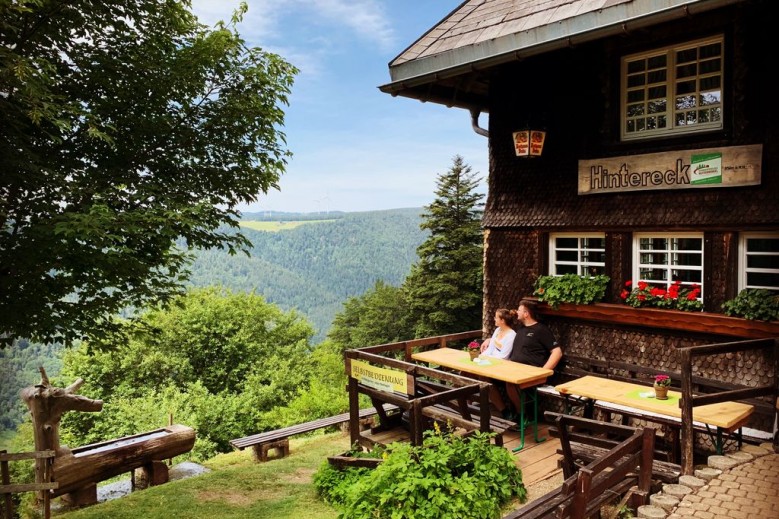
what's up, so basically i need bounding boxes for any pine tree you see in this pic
[404,155,484,337]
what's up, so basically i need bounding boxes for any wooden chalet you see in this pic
[380,0,778,447]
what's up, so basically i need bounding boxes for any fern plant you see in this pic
[722,289,779,321]
[533,274,610,309]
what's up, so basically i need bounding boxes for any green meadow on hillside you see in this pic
[239,220,333,232]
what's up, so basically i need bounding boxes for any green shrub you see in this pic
[314,429,526,519]
[533,274,610,309]
[722,289,779,321]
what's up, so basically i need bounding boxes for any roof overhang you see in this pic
[379,0,745,112]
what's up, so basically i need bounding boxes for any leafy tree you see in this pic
[259,339,351,429]
[404,155,484,337]
[0,1,298,347]
[328,280,415,352]
[56,288,316,457]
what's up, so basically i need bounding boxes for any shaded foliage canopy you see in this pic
[0,0,297,346]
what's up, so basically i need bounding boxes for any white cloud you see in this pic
[299,0,396,52]
[191,0,487,214]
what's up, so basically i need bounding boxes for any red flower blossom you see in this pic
[650,287,666,297]
[624,280,632,287]
[637,294,646,301]
[620,289,629,299]
[638,281,648,291]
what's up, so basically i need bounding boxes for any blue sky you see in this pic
[191,0,488,214]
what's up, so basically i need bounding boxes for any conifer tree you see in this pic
[404,155,484,337]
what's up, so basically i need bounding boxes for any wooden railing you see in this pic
[678,338,779,474]
[345,348,492,448]
[1,449,58,519]
[355,330,482,361]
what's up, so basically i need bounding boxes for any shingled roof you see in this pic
[379,0,744,111]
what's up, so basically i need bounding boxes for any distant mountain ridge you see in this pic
[187,208,427,342]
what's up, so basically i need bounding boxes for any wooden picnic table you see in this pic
[411,347,553,387]
[555,375,754,459]
[411,347,553,451]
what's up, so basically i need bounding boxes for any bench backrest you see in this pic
[503,413,655,519]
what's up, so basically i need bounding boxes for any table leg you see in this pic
[512,387,545,453]
[705,424,743,455]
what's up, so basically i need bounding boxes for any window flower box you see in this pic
[533,300,779,339]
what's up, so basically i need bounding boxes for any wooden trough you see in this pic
[52,424,195,503]
[20,367,195,506]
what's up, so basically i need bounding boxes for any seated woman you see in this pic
[480,308,518,360]
[478,308,519,419]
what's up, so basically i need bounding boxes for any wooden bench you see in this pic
[546,411,681,484]
[414,378,515,445]
[534,355,607,415]
[425,402,516,446]
[230,405,399,462]
[502,413,656,519]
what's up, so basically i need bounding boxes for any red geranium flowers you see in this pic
[621,279,703,311]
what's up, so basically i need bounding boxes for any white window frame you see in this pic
[621,35,724,141]
[632,233,704,298]
[738,232,779,292]
[549,233,606,276]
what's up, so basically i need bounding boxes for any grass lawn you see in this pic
[55,431,352,519]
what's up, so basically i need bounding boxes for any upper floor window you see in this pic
[633,233,703,297]
[549,234,606,276]
[739,233,779,292]
[621,35,723,141]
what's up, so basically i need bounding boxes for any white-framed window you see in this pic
[549,234,606,276]
[633,233,704,297]
[621,35,724,141]
[739,233,779,292]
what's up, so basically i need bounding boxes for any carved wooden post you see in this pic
[20,367,103,456]
[19,367,103,506]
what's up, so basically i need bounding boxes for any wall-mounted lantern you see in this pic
[512,129,546,157]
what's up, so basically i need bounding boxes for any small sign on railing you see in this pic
[350,359,408,394]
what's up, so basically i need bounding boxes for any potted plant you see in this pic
[722,289,779,321]
[620,279,703,312]
[467,340,480,360]
[533,274,610,309]
[653,374,671,400]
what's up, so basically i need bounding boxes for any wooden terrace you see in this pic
[346,330,777,475]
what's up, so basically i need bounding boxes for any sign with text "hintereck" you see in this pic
[578,144,762,195]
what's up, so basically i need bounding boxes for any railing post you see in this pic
[679,347,695,475]
[479,384,491,434]
[347,365,361,448]
[2,451,12,519]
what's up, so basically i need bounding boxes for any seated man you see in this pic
[491,299,563,421]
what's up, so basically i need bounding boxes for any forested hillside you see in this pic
[0,209,426,436]
[0,340,62,433]
[187,208,427,343]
